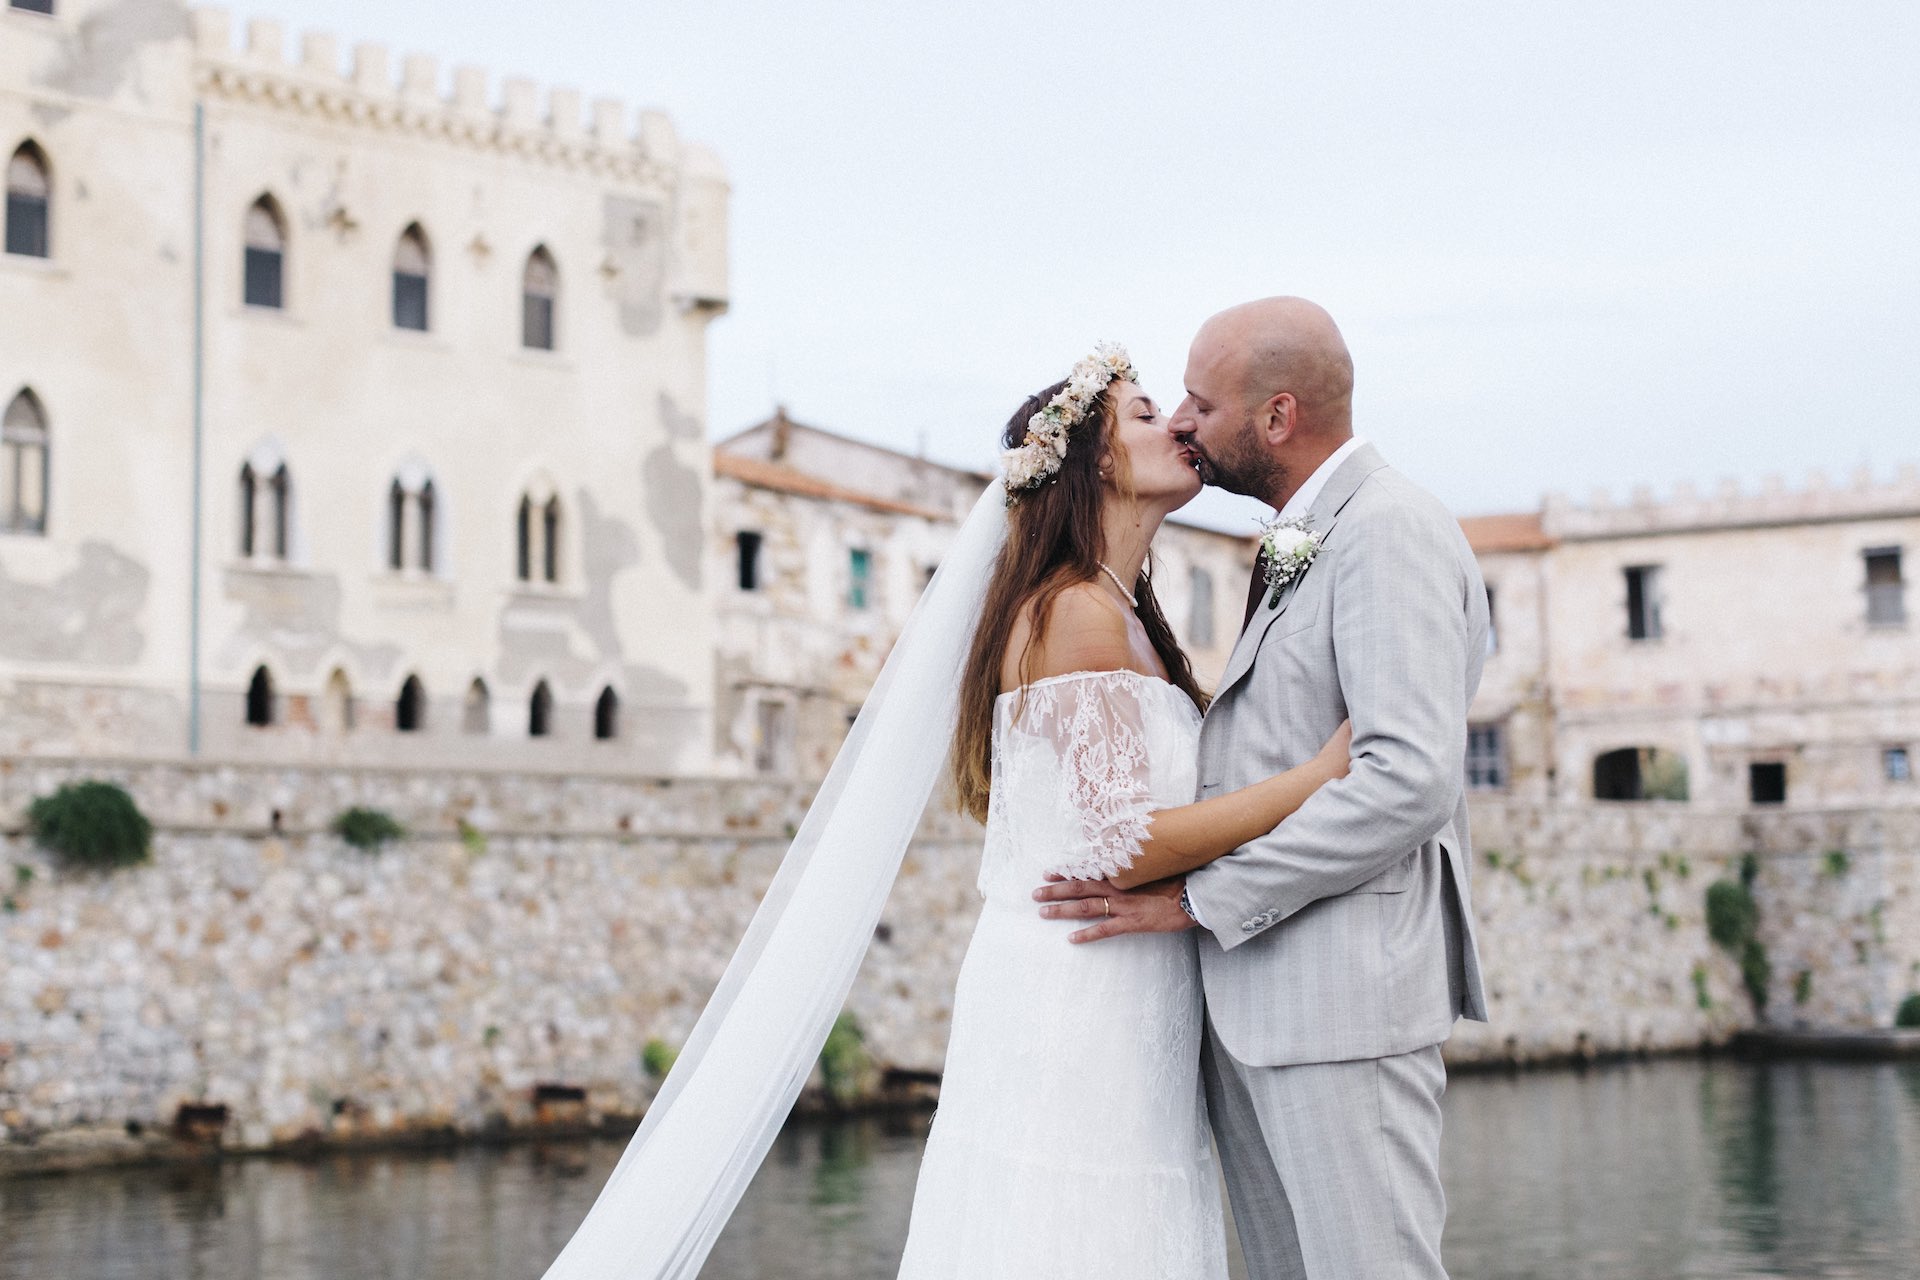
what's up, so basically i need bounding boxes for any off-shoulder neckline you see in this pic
[994,668,1194,707]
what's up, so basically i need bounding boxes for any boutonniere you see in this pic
[1255,513,1324,608]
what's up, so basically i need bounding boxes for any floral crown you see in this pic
[1001,341,1138,501]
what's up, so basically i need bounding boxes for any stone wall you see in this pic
[3,760,1917,1160]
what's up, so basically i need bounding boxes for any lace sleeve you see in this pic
[1027,672,1157,881]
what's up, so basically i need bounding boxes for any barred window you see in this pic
[1466,722,1507,790]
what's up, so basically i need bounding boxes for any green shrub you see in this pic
[1705,880,1757,951]
[331,807,405,851]
[1897,994,1920,1029]
[642,1038,678,1080]
[1793,969,1813,1006]
[27,781,152,870]
[1823,850,1851,878]
[1739,939,1771,1012]
[818,1012,871,1106]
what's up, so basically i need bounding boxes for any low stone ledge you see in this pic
[1730,1028,1920,1060]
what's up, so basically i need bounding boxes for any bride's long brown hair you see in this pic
[949,379,1207,823]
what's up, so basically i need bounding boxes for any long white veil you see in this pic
[540,479,1010,1279]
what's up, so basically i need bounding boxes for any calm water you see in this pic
[3,1058,1917,1279]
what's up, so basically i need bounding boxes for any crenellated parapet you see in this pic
[1543,462,1920,541]
[186,8,722,193]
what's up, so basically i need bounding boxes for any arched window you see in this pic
[243,195,285,309]
[323,668,354,733]
[3,388,49,535]
[594,686,619,740]
[240,459,291,560]
[462,678,490,734]
[395,674,426,732]
[385,468,438,573]
[387,479,406,570]
[528,679,553,738]
[5,141,50,259]
[245,665,275,727]
[522,246,557,350]
[392,223,430,331]
[1593,747,1690,802]
[516,489,562,584]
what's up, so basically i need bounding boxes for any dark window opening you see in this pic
[542,498,560,583]
[1865,547,1906,627]
[522,247,557,350]
[1466,722,1506,790]
[1748,762,1787,806]
[245,666,275,727]
[1624,565,1663,641]
[392,225,430,331]
[388,480,407,570]
[1594,746,1689,802]
[395,675,426,733]
[736,530,763,591]
[594,687,619,740]
[9,1,57,14]
[5,142,50,259]
[516,496,533,581]
[529,680,553,738]
[1887,747,1912,783]
[243,197,285,309]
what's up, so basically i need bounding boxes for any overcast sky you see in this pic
[250,0,1920,530]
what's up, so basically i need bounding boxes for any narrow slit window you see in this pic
[736,530,763,591]
[1865,548,1905,628]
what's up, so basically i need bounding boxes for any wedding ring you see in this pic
[1102,897,1112,917]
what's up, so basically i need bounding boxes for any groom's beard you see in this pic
[1195,416,1289,503]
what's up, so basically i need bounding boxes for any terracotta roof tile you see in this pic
[713,450,953,522]
[1459,512,1553,553]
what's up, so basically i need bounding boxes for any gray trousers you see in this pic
[1202,1019,1448,1280]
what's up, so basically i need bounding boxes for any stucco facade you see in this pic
[2,0,728,774]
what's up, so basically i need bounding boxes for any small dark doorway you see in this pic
[245,666,274,727]
[395,675,426,733]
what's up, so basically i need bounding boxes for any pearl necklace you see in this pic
[1095,561,1137,607]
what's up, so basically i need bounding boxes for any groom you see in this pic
[1037,297,1489,1279]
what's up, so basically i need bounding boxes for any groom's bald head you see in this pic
[1169,297,1356,505]
[1196,297,1354,436]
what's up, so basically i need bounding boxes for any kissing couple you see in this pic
[542,297,1492,1280]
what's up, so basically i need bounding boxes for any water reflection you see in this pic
[0,1060,1913,1279]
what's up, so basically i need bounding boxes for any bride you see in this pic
[539,345,1350,1279]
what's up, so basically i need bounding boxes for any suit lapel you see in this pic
[1207,444,1388,708]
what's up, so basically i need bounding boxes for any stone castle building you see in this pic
[1,0,728,774]
[1467,470,1918,810]
[709,411,1253,778]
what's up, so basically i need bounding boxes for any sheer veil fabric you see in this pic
[540,482,1010,1279]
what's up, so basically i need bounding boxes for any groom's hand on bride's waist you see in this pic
[1033,875,1194,944]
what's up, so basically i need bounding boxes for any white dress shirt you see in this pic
[1278,435,1368,521]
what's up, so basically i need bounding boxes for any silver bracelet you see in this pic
[1178,884,1199,924]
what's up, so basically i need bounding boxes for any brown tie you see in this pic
[1241,548,1270,633]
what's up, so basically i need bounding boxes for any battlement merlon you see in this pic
[186,7,730,191]
[1543,462,1920,541]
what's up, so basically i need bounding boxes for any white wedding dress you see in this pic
[896,669,1229,1279]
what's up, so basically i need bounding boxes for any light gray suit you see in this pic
[1184,443,1489,1280]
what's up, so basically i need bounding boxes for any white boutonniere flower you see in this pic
[1255,513,1324,608]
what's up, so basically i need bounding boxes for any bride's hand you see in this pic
[1315,720,1353,779]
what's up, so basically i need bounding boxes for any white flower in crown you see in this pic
[1001,341,1139,504]
[1254,512,1325,608]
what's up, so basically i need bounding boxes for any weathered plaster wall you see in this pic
[3,762,1916,1160]
[2,2,728,774]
